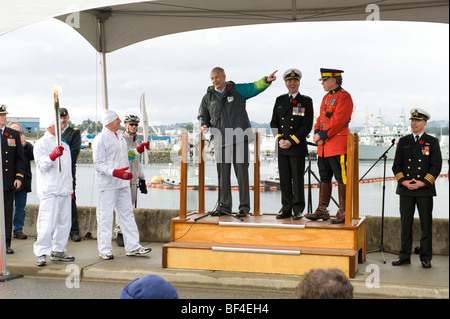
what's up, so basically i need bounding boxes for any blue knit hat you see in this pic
[119,275,178,299]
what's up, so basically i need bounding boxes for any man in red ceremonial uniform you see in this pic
[305,68,353,224]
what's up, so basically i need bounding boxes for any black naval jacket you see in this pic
[392,132,442,197]
[2,127,25,191]
[62,125,81,166]
[270,93,313,157]
[20,141,34,193]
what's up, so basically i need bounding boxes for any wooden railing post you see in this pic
[353,134,359,219]
[253,131,261,216]
[179,132,188,220]
[198,132,205,214]
[345,134,354,226]
[345,133,359,225]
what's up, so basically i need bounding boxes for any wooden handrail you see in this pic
[198,133,205,214]
[180,131,263,217]
[345,133,359,225]
[254,132,261,216]
[353,134,359,219]
[179,132,188,220]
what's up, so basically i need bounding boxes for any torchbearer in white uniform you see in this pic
[33,119,74,266]
[93,110,151,260]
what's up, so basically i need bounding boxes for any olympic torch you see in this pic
[52,85,62,172]
[140,92,149,166]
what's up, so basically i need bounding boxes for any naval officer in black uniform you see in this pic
[270,69,313,219]
[0,104,25,254]
[392,108,442,268]
[60,108,82,242]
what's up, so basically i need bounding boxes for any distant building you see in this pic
[6,117,40,134]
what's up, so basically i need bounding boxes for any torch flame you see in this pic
[52,85,62,97]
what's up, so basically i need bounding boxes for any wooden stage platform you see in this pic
[162,213,366,278]
[163,133,365,278]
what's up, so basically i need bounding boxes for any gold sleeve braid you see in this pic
[424,173,436,185]
[395,172,404,181]
[290,135,300,144]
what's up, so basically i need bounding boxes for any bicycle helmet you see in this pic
[124,114,140,123]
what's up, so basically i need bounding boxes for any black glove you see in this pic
[138,179,148,194]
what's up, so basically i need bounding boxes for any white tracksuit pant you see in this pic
[34,195,71,256]
[97,186,141,254]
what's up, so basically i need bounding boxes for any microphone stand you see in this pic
[306,150,313,215]
[304,142,339,211]
[305,142,318,214]
[362,139,398,263]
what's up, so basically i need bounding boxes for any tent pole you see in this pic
[100,19,109,110]
[97,11,111,110]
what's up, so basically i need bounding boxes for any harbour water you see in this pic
[26,160,449,219]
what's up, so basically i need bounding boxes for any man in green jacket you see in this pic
[198,67,277,217]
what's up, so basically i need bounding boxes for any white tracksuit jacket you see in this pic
[34,131,72,199]
[33,131,72,256]
[92,127,141,254]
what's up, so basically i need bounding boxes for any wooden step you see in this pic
[163,242,358,278]
[171,214,366,253]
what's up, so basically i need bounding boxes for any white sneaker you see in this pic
[99,252,114,260]
[36,255,46,266]
[126,247,151,256]
[50,251,75,262]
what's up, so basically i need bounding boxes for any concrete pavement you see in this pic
[2,237,449,299]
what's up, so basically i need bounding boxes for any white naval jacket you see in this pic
[93,127,130,191]
[33,131,73,199]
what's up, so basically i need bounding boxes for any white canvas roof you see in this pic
[1,0,448,53]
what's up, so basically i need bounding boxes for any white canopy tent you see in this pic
[1,0,448,109]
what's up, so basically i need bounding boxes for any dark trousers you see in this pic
[399,195,433,261]
[318,154,347,184]
[278,154,305,214]
[216,142,249,213]
[3,189,15,248]
[70,166,79,236]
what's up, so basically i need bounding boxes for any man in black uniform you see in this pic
[0,104,25,254]
[392,108,442,268]
[270,69,313,220]
[60,108,82,242]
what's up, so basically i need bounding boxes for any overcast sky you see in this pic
[0,18,448,129]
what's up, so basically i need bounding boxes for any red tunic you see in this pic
[314,87,353,157]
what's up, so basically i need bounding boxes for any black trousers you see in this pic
[70,166,79,236]
[318,154,347,184]
[278,154,305,214]
[215,142,249,213]
[3,189,15,248]
[399,195,434,261]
